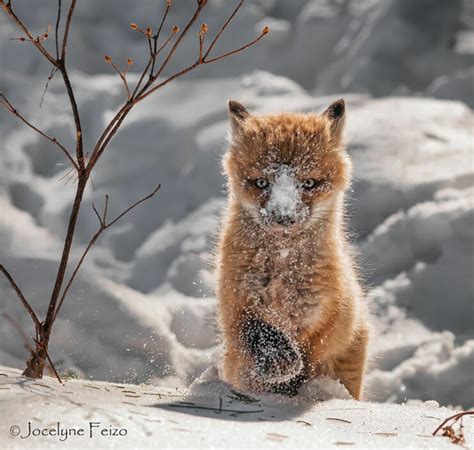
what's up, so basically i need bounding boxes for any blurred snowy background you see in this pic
[0,0,473,408]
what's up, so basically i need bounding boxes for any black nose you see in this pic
[274,215,296,227]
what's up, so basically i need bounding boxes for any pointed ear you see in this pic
[323,98,345,139]
[228,100,250,134]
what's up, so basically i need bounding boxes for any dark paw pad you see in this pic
[241,318,303,384]
[270,372,307,397]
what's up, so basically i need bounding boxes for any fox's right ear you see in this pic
[228,100,250,135]
[323,98,346,140]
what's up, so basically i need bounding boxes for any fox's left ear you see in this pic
[228,100,250,135]
[323,98,345,139]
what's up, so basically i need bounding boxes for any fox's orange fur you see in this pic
[216,99,370,399]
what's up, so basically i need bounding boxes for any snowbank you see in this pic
[1,366,472,449]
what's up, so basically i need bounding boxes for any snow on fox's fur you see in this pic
[216,99,369,399]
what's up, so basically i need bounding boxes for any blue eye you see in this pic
[255,178,269,189]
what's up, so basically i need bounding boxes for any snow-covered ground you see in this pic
[1,366,472,449]
[0,1,473,443]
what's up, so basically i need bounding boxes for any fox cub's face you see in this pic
[224,99,352,231]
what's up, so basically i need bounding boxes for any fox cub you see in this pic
[216,99,369,399]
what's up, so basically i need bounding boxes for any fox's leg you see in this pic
[241,317,304,386]
[333,327,369,400]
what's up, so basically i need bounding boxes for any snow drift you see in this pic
[1,366,473,449]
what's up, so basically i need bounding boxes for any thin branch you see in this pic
[432,411,474,436]
[107,183,161,228]
[53,184,161,321]
[60,0,76,61]
[57,63,84,169]
[109,60,131,100]
[52,233,98,323]
[150,0,172,76]
[136,2,268,103]
[198,23,207,63]
[1,2,58,66]
[135,60,200,103]
[155,0,171,43]
[3,312,59,380]
[2,312,35,354]
[0,265,42,334]
[0,93,78,170]
[40,0,85,342]
[102,194,109,225]
[55,0,62,59]
[203,28,268,64]
[33,337,63,384]
[86,104,133,171]
[2,0,84,170]
[133,27,178,98]
[40,66,59,108]
[54,0,83,169]
[131,58,153,99]
[203,0,243,60]
[147,35,154,59]
[86,103,130,171]
[155,27,179,57]
[92,203,104,227]
[148,2,206,84]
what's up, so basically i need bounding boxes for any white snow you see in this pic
[1,366,472,449]
[264,166,308,222]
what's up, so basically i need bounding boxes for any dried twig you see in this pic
[104,56,133,99]
[326,417,352,424]
[0,93,77,170]
[433,411,474,446]
[203,0,243,60]
[53,184,161,321]
[60,0,76,60]
[2,313,34,354]
[32,337,63,384]
[203,27,268,64]
[150,0,172,76]
[55,0,62,59]
[198,23,207,63]
[0,265,42,335]
[168,403,264,414]
[39,67,59,108]
[2,313,59,379]
[1,1,57,65]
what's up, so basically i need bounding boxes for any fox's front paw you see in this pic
[241,318,303,384]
